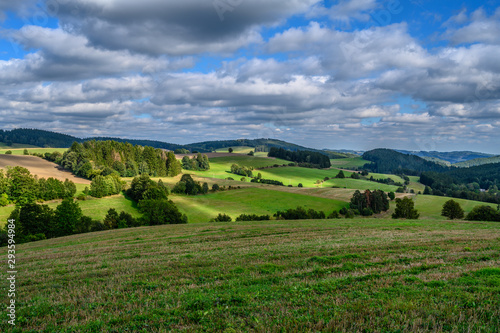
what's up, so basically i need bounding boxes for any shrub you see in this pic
[235,214,270,221]
[392,197,419,219]
[298,183,303,187]
[466,205,500,222]
[212,213,232,222]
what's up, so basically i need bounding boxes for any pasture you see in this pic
[2,219,498,332]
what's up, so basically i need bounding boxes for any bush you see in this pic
[5,150,12,154]
[212,184,220,191]
[90,221,107,232]
[328,210,340,219]
[235,214,270,221]
[466,205,500,222]
[298,183,303,188]
[441,200,465,220]
[212,213,232,222]
[274,206,325,220]
[138,199,188,225]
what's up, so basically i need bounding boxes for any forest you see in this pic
[53,140,183,178]
[267,147,331,168]
[362,149,450,175]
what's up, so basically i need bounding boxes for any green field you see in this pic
[187,155,290,180]
[170,187,347,223]
[215,146,254,154]
[414,195,498,220]
[0,147,68,155]
[2,219,499,332]
[323,178,399,192]
[329,156,368,169]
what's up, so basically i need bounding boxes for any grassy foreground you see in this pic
[2,219,499,332]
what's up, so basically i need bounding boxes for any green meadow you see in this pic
[414,195,499,220]
[2,219,499,332]
[329,156,369,169]
[170,187,347,223]
[0,147,68,155]
[215,146,254,154]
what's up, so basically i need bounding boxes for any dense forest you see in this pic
[53,140,182,179]
[395,149,494,164]
[420,162,500,203]
[268,147,331,168]
[362,149,449,175]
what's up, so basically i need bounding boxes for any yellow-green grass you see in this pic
[250,166,352,187]
[330,156,369,169]
[170,187,347,223]
[2,219,499,332]
[187,155,289,180]
[408,176,426,193]
[415,195,498,220]
[0,195,141,225]
[323,178,399,192]
[215,146,254,154]
[0,147,68,155]
[254,152,269,157]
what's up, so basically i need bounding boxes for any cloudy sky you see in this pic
[1,0,500,153]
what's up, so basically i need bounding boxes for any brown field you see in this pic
[0,154,90,184]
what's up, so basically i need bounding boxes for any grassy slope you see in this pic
[329,156,369,169]
[323,178,399,192]
[215,146,254,154]
[0,148,68,155]
[414,195,498,220]
[2,219,499,332]
[170,187,347,223]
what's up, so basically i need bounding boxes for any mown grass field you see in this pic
[329,157,368,169]
[0,148,68,155]
[2,219,499,332]
[0,143,40,149]
[170,187,347,223]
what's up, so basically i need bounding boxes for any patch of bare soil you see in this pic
[0,155,91,184]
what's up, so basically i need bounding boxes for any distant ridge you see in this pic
[0,128,351,158]
[395,150,495,164]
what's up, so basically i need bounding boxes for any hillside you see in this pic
[3,219,499,332]
[454,155,500,168]
[396,149,494,164]
[363,149,450,175]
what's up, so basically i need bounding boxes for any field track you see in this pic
[0,154,90,184]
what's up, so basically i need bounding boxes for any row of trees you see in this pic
[441,199,500,222]
[230,164,253,177]
[0,167,76,206]
[268,147,331,168]
[55,140,183,179]
[349,190,390,216]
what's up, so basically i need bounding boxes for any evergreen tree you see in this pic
[392,198,419,219]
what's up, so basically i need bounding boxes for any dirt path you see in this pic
[0,155,91,184]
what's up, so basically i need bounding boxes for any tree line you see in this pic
[0,167,76,206]
[52,140,183,179]
[267,147,331,168]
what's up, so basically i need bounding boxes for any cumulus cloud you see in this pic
[444,8,500,45]
[54,0,320,56]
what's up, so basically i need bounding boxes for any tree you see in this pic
[19,203,56,239]
[423,186,432,195]
[104,208,119,229]
[336,170,345,179]
[248,151,254,156]
[138,199,188,225]
[441,200,464,220]
[166,151,182,176]
[23,149,29,155]
[55,199,83,237]
[466,206,500,222]
[388,192,395,201]
[228,147,233,153]
[392,197,419,219]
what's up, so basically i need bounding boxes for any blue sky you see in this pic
[1,0,500,153]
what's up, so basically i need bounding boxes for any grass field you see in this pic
[414,195,498,220]
[215,146,254,154]
[170,187,347,223]
[323,178,399,192]
[0,148,68,155]
[329,157,368,169]
[2,219,499,332]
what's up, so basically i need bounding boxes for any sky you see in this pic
[1,0,500,153]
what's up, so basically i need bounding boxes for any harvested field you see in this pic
[0,154,90,184]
